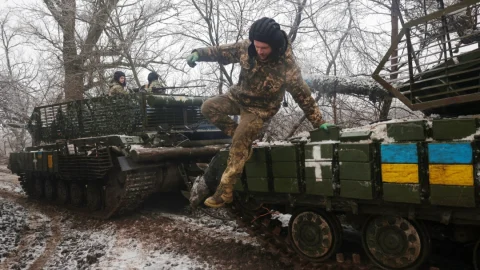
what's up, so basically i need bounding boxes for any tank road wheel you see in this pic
[473,238,480,270]
[56,180,69,204]
[70,182,86,207]
[362,215,430,270]
[288,209,342,262]
[44,177,56,201]
[86,183,103,211]
[33,176,44,199]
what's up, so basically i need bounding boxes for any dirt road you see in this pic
[0,168,286,270]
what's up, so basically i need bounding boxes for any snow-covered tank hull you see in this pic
[7,93,231,219]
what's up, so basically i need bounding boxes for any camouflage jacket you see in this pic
[193,39,324,127]
[108,81,127,96]
[144,80,165,93]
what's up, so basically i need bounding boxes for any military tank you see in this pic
[7,91,231,219]
[193,1,480,269]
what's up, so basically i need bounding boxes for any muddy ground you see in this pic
[0,166,288,270]
[0,163,475,270]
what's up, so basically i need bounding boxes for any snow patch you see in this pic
[157,210,254,244]
[96,235,211,270]
[271,213,292,228]
[0,181,24,194]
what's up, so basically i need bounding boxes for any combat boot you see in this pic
[204,182,233,208]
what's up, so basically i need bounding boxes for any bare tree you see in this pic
[21,0,120,100]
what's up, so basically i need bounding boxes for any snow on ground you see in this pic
[96,232,211,270]
[0,180,24,194]
[157,208,255,245]
[271,213,292,228]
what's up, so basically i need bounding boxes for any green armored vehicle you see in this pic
[8,92,230,219]
[192,1,480,269]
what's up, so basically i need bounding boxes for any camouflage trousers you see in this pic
[201,94,264,186]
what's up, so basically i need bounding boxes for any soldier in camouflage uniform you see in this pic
[186,17,329,208]
[144,72,166,94]
[108,71,128,96]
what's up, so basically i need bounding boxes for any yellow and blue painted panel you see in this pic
[429,164,473,186]
[428,143,472,164]
[381,144,418,163]
[381,164,419,184]
[427,142,474,186]
[427,142,475,207]
[381,144,419,184]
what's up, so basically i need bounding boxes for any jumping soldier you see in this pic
[144,71,166,93]
[108,71,127,96]
[186,17,331,208]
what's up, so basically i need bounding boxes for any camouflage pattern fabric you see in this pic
[144,80,165,93]
[194,39,324,128]
[202,94,264,187]
[108,81,127,96]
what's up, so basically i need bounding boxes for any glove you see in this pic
[320,123,334,130]
[186,52,199,67]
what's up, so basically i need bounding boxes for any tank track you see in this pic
[227,196,371,269]
[18,173,32,197]
[101,169,157,219]
[18,169,158,220]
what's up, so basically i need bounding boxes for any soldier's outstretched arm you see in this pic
[286,63,325,128]
[187,40,249,67]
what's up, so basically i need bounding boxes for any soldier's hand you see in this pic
[186,52,199,67]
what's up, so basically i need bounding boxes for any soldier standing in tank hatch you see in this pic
[108,71,128,96]
[186,17,332,208]
[144,72,166,94]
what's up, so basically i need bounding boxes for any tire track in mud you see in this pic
[28,216,61,270]
[0,186,62,270]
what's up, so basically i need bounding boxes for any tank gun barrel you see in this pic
[129,145,223,162]
[146,94,208,107]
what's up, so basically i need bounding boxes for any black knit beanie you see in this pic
[113,71,126,86]
[248,17,287,59]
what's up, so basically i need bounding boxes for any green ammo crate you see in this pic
[339,144,374,162]
[339,162,374,181]
[245,162,268,178]
[382,183,421,204]
[305,164,332,179]
[246,177,269,192]
[387,120,427,141]
[273,178,300,193]
[270,145,297,161]
[340,131,372,142]
[432,118,478,140]
[247,147,268,163]
[304,143,334,160]
[305,178,334,196]
[272,162,298,178]
[340,180,374,200]
[429,185,475,208]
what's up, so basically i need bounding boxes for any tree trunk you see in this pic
[379,0,399,120]
[61,0,83,101]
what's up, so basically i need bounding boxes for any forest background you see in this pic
[0,0,453,155]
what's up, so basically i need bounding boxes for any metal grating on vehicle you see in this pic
[373,0,480,116]
[28,93,213,145]
[58,148,113,180]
